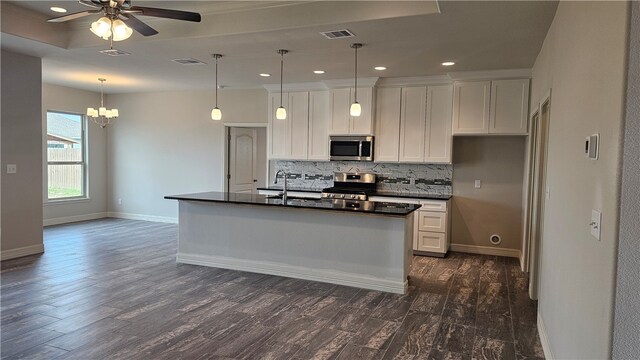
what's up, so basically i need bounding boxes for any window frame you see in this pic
[45,110,89,202]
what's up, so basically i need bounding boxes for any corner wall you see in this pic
[530,2,629,358]
[106,89,267,221]
[42,84,108,225]
[612,1,640,358]
[1,50,43,260]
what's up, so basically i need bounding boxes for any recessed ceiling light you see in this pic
[442,61,456,66]
[313,70,325,74]
[50,6,67,13]
[259,73,271,77]
[374,66,387,71]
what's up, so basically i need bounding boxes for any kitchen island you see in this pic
[165,192,421,294]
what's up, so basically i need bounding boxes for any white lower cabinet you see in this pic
[369,196,451,256]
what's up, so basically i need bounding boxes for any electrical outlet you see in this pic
[474,180,481,189]
[7,164,17,174]
[590,210,601,240]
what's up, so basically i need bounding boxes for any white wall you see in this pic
[530,2,629,359]
[451,137,525,255]
[42,84,108,225]
[612,2,640,358]
[1,50,43,259]
[107,89,267,220]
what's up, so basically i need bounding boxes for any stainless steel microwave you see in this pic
[329,136,374,161]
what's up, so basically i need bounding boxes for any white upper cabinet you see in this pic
[288,92,309,160]
[329,87,375,135]
[350,87,375,135]
[425,85,453,163]
[452,81,491,134]
[374,87,401,162]
[329,88,351,134]
[399,87,427,162]
[269,92,289,159]
[308,91,330,160]
[490,79,530,134]
[453,78,530,135]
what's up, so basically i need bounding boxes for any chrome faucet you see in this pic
[274,170,288,202]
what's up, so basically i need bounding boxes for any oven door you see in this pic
[329,136,374,161]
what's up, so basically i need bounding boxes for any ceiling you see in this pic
[1,1,558,93]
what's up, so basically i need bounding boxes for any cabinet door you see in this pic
[350,87,374,135]
[329,88,350,134]
[269,92,289,158]
[374,87,401,162]
[399,86,426,162]
[452,81,491,134]
[490,79,530,134]
[308,91,330,160]
[425,85,453,163]
[288,92,309,160]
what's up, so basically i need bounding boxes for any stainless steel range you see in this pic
[321,172,376,201]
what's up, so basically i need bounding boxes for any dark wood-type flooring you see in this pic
[1,218,544,360]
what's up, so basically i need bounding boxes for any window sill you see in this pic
[44,197,91,206]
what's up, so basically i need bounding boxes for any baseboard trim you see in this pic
[177,252,408,294]
[107,212,178,224]
[450,244,521,258]
[537,312,554,360]
[1,244,44,261]
[43,212,107,226]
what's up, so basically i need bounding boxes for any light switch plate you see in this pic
[591,209,601,240]
[7,164,17,174]
[474,180,481,189]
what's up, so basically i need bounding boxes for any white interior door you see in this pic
[228,127,258,194]
[528,99,550,300]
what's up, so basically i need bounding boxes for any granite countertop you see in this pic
[257,187,452,201]
[165,191,421,217]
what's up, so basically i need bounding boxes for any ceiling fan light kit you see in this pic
[87,78,119,128]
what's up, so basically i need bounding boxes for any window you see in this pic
[46,111,87,200]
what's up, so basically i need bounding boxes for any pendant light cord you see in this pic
[215,56,218,107]
[354,45,358,102]
[100,79,105,107]
[280,52,284,107]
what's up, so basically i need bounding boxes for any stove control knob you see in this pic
[338,194,344,199]
[350,195,356,199]
[328,194,334,198]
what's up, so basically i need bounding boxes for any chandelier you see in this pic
[87,78,119,128]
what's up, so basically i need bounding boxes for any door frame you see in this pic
[222,123,268,193]
[522,89,551,300]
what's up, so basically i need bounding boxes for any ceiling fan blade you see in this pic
[78,0,101,8]
[127,6,201,22]
[119,13,158,36]
[48,10,100,23]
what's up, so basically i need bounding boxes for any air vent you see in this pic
[171,58,207,65]
[99,49,131,56]
[320,29,355,39]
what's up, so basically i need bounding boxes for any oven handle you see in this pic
[358,141,363,157]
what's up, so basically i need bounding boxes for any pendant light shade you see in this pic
[276,49,289,120]
[111,19,133,41]
[350,102,362,117]
[350,43,363,117]
[90,17,112,39]
[211,54,223,121]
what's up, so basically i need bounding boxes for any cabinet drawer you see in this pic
[415,231,446,253]
[417,211,446,232]
[419,200,447,212]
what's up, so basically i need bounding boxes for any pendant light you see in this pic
[87,78,119,128]
[276,49,289,120]
[350,43,363,117]
[211,54,223,121]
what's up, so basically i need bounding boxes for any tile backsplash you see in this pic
[272,161,452,196]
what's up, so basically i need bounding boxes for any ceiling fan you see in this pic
[48,0,201,39]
